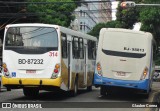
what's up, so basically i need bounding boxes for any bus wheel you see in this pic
[7,87,11,91]
[141,90,150,99]
[142,93,149,99]
[70,77,78,97]
[100,86,106,96]
[23,87,39,98]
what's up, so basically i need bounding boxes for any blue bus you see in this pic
[94,28,156,98]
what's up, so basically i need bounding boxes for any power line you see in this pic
[0,11,113,18]
[0,8,115,15]
[0,1,114,4]
[0,11,114,19]
[0,1,114,30]
[0,8,115,14]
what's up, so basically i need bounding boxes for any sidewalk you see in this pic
[145,82,160,111]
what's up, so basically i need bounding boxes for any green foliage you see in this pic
[87,23,106,38]
[116,2,139,29]
[27,0,77,27]
[138,1,160,65]
[89,0,160,65]
[88,21,118,38]
[139,6,160,45]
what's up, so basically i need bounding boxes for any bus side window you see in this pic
[88,40,91,59]
[88,40,96,60]
[61,33,67,58]
[79,38,84,59]
[92,41,96,60]
[72,37,79,59]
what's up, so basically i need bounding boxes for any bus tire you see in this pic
[100,86,106,96]
[7,87,11,91]
[141,90,150,99]
[142,93,149,99]
[149,88,152,92]
[23,87,39,98]
[70,77,78,97]
[87,73,93,91]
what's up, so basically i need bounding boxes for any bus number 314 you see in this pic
[18,59,43,64]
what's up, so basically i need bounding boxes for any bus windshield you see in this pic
[5,27,58,54]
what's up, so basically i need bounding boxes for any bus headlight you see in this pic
[140,67,148,80]
[51,63,60,79]
[97,62,102,76]
[2,63,11,78]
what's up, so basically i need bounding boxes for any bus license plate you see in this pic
[26,70,36,74]
[116,72,126,76]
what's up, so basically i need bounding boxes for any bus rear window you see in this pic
[102,32,147,58]
[5,27,58,54]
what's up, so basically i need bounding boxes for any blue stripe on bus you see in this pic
[94,73,149,91]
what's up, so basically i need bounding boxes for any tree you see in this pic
[0,0,27,40]
[27,0,77,27]
[137,0,160,65]
[88,23,106,38]
[88,21,118,38]
[88,0,141,38]
[116,0,140,29]
[139,1,160,45]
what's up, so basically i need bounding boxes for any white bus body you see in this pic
[94,28,155,97]
[2,23,97,97]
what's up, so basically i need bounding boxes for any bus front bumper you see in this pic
[2,76,62,87]
[94,73,150,91]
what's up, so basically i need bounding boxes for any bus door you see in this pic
[68,42,71,89]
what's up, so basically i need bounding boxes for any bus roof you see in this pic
[100,28,152,36]
[5,23,97,41]
[100,28,156,47]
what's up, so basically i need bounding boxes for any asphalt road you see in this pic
[0,82,160,111]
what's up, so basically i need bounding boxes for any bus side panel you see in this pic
[70,72,76,90]
[61,58,86,90]
[61,58,69,90]
[87,72,94,87]
[71,59,85,89]
[87,60,95,87]
[94,73,150,91]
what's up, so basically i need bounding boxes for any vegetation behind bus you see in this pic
[88,0,160,65]
[27,0,78,27]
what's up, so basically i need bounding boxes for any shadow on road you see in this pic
[9,89,92,101]
[4,87,153,102]
[97,88,149,102]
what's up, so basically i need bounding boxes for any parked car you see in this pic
[153,72,160,81]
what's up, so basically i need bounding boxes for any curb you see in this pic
[145,91,160,111]
[151,91,160,111]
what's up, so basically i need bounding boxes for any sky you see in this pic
[112,1,119,20]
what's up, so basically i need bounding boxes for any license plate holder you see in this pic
[26,70,36,74]
[116,72,126,76]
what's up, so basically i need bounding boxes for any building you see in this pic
[72,0,112,33]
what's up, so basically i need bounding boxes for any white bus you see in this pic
[2,23,97,97]
[94,28,155,98]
